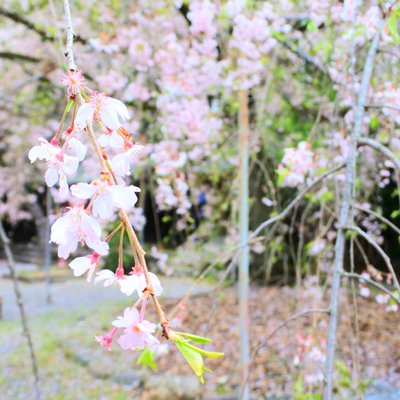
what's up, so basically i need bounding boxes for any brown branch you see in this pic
[276,36,331,78]
[0,5,86,44]
[0,51,41,63]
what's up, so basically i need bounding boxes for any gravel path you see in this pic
[0,275,214,320]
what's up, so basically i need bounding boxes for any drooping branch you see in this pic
[358,137,400,170]
[353,203,400,237]
[0,221,41,400]
[252,308,330,360]
[252,163,345,238]
[345,225,400,293]
[276,37,331,78]
[343,272,400,304]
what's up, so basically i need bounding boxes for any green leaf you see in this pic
[181,340,224,359]
[388,13,400,42]
[391,210,400,219]
[319,189,333,203]
[174,334,224,383]
[174,332,212,344]
[136,348,158,371]
[175,340,208,384]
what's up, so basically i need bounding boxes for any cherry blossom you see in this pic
[61,70,87,95]
[95,327,119,351]
[75,91,130,131]
[278,142,315,188]
[112,307,159,350]
[94,267,124,288]
[28,137,80,189]
[71,179,140,219]
[50,206,109,259]
[98,130,124,150]
[68,252,100,282]
[120,269,163,297]
[110,143,144,176]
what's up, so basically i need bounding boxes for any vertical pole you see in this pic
[238,89,250,400]
[323,20,383,400]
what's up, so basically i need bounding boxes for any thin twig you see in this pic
[62,0,77,71]
[252,163,345,238]
[353,203,400,237]
[252,308,330,360]
[345,225,400,293]
[343,272,400,304]
[358,137,400,170]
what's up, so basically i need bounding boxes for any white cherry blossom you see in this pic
[50,206,109,259]
[28,137,80,188]
[98,130,125,150]
[111,144,145,176]
[75,91,130,131]
[120,271,163,297]
[71,179,140,219]
[69,253,99,282]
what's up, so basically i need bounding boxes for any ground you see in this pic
[0,270,399,399]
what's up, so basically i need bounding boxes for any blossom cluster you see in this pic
[29,71,163,352]
[277,142,315,188]
[28,70,223,382]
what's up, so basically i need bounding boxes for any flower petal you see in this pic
[75,103,94,130]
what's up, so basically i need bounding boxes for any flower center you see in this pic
[133,325,140,333]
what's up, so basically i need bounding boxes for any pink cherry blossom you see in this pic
[28,137,80,189]
[69,252,100,282]
[278,142,315,188]
[61,70,86,95]
[112,307,159,350]
[75,91,130,131]
[95,327,119,351]
[50,206,109,259]
[94,268,124,287]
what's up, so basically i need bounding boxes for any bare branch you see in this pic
[276,37,331,78]
[0,51,41,63]
[252,163,345,238]
[343,272,400,304]
[358,137,400,170]
[345,225,400,293]
[252,308,330,360]
[366,103,400,112]
[0,5,86,44]
[353,203,400,237]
